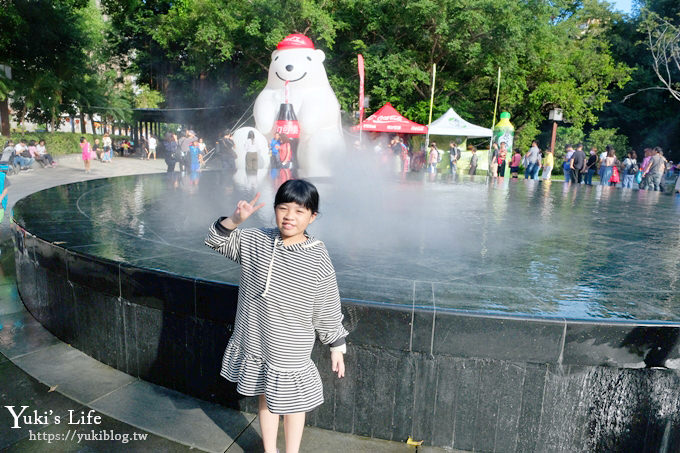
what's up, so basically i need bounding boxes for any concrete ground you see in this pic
[0,154,458,452]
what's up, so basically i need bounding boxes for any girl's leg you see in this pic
[283,412,306,453]
[258,395,279,453]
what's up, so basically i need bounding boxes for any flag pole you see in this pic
[425,63,436,150]
[488,67,501,174]
[489,66,501,149]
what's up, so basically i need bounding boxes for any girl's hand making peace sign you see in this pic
[220,193,265,230]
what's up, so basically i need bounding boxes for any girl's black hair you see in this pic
[274,179,319,213]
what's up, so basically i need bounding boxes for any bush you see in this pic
[4,132,128,156]
[587,128,629,158]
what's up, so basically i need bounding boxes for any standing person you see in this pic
[584,148,598,185]
[563,145,575,183]
[622,151,638,189]
[147,135,157,160]
[189,140,202,172]
[497,142,508,177]
[0,170,10,223]
[524,141,541,180]
[218,132,237,170]
[399,138,410,173]
[278,134,293,170]
[509,148,522,178]
[570,144,586,184]
[449,140,461,174]
[468,146,478,175]
[102,133,113,161]
[427,143,439,174]
[643,147,665,191]
[269,132,281,168]
[205,180,347,453]
[36,140,56,167]
[245,130,259,171]
[178,130,195,172]
[489,143,499,177]
[600,146,616,186]
[598,147,608,179]
[542,148,554,180]
[80,137,92,173]
[164,133,179,172]
[120,139,130,156]
[639,148,652,190]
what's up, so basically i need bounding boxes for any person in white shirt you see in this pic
[147,135,157,160]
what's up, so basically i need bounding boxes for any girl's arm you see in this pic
[313,270,349,378]
[313,271,348,346]
[205,193,264,262]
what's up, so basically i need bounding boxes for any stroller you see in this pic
[0,147,19,175]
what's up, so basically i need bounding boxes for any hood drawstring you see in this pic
[261,238,278,298]
[260,235,323,298]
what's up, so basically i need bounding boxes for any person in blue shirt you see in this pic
[269,132,281,168]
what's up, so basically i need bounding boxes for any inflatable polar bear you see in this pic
[252,34,344,177]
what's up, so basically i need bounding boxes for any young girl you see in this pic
[80,137,92,173]
[205,179,347,453]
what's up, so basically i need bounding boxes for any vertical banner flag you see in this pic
[358,54,365,145]
[358,54,365,123]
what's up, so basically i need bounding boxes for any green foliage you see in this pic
[134,86,165,108]
[100,0,632,139]
[515,123,541,153]
[555,126,586,160]
[587,127,629,156]
[8,132,127,156]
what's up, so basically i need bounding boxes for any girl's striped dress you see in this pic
[205,219,348,414]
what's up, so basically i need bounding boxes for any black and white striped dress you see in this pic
[205,219,348,414]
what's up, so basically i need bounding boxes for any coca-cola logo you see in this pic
[372,115,409,124]
[283,36,307,46]
[275,121,300,138]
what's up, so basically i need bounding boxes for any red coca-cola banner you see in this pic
[275,120,300,139]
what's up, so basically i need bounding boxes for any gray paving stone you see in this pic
[12,342,137,405]
[0,310,61,359]
[229,417,455,453]
[90,379,255,453]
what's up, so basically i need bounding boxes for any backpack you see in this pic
[627,162,639,175]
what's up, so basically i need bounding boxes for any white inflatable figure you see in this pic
[253,34,344,177]
[230,126,270,188]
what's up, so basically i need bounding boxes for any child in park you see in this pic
[205,179,348,453]
[80,137,92,173]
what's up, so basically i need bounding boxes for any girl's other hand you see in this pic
[231,192,265,225]
[331,351,345,378]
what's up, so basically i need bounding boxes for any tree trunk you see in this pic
[0,98,9,137]
[79,111,86,134]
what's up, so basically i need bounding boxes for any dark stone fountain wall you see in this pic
[13,224,680,452]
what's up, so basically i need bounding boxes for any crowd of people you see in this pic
[492,142,677,192]
[1,139,58,173]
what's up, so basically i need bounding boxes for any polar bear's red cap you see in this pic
[277,34,315,50]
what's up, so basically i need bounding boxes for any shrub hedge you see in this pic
[4,132,128,156]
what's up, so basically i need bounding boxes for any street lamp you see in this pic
[548,108,563,154]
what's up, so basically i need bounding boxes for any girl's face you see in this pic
[275,202,317,243]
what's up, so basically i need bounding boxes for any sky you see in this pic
[610,0,634,14]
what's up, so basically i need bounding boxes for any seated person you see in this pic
[1,141,20,173]
[16,145,35,170]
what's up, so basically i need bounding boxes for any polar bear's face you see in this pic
[267,48,327,87]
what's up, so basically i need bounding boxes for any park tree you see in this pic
[101,0,631,139]
[597,0,680,155]
[0,0,131,132]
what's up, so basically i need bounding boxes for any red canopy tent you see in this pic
[354,102,427,134]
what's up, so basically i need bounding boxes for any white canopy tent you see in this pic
[427,108,492,138]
